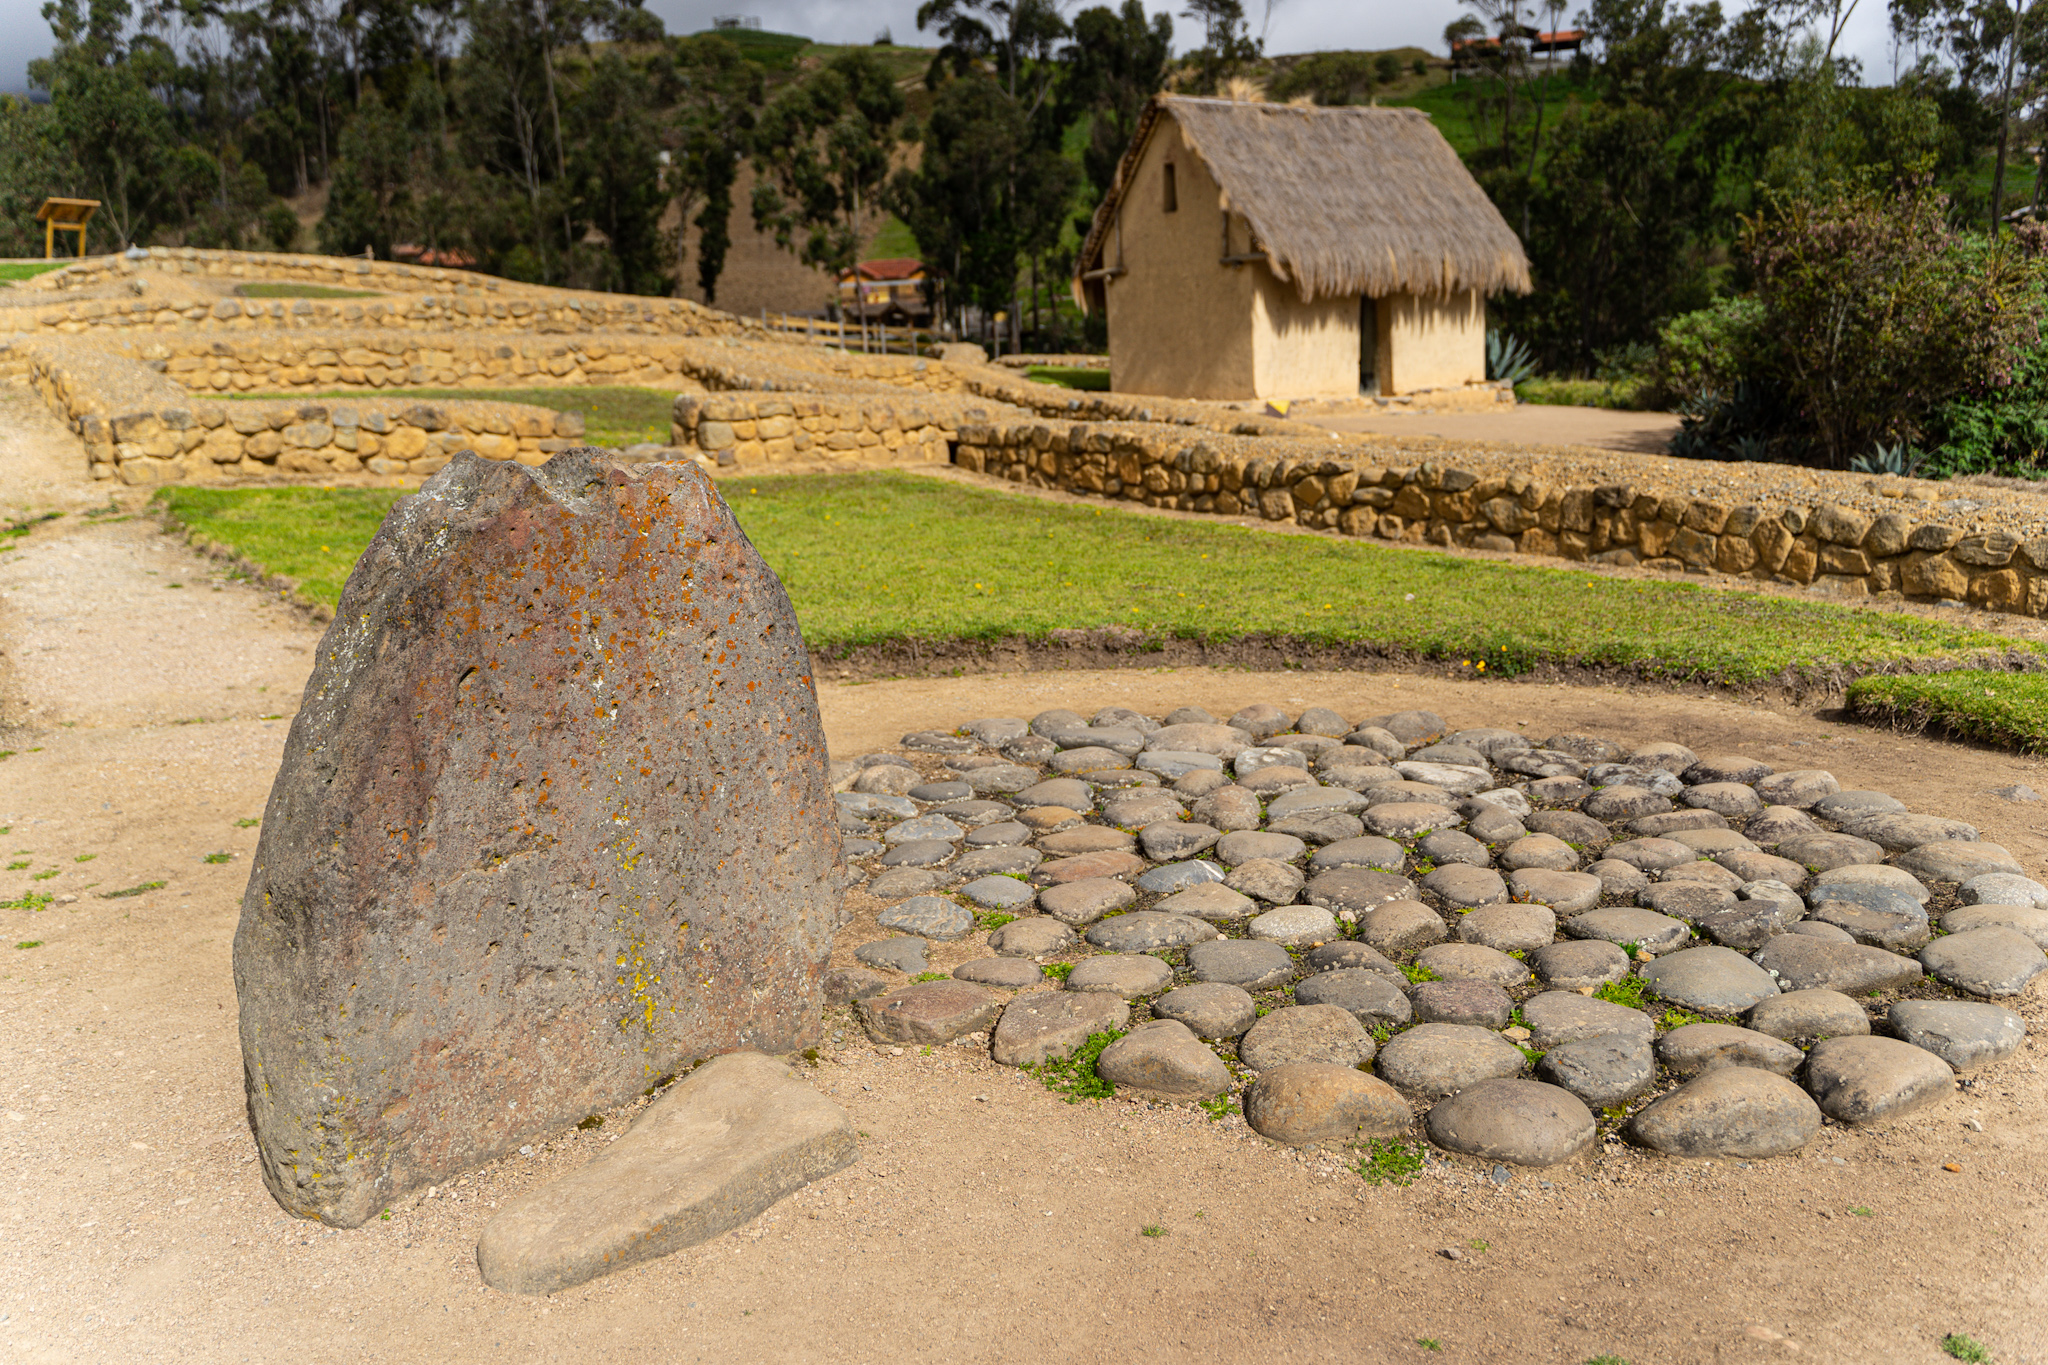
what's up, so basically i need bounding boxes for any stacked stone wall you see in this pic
[669,393,988,467]
[953,419,2048,617]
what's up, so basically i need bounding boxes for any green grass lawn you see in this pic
[225,386,675,450]
[0,260,70,281]
[236,283,383,299]
[1846,671,2048,751]
[1516,377,1662,412]
[1025,365,1111,392]
[155,472,2036,688]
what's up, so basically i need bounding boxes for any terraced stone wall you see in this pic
[669,393,968,467]
[952,419,2048,617]
[83,398,586,485]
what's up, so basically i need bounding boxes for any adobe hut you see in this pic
[1073,96,1531,401]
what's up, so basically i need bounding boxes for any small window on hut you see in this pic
[1162,162,1178,213]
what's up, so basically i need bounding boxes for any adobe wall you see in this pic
[1378,290,1487,395]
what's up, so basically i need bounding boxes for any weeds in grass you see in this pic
[576,1115,604,1130]
[1468,1239,1490,1251]
[911,972,948,983]
[1417,1340,1442,1352]
[73,854,95,863]
[1355,1138,1427,1186]
[1515,1045,1545,1065]
[1,892,52,911]
[974,910,1016,932]
[1400,962,1439,984]
[1583,1356,1632,1365]
[236,818,261,828]
[1043,962,1075,981]
[1140,1224,1166,1237]
[1941,1334,1990,1363]
[1595,976,1651,1009]
[6,860,25,871]
[1028,1030,1125,1102]
[1196,1094,1233,1121]
[1850,1206,1872,1216]
[1660,1007,1704,1029]
[203,852,233,864]
[15,940,40,949]
[30,870,56,881]
[99,881,165,899]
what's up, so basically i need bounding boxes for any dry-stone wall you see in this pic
[952,419,2048,614]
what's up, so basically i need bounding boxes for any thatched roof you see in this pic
[1076,96,1531,304]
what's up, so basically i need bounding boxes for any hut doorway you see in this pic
[1359,296,1378,395]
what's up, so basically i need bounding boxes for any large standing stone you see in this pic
[233,453,842,1229]
[1243,1064,1411,1146]
[1627,1068,1821,1159]
[476,1052,856,1294]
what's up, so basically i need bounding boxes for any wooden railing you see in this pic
[753,308,942,357]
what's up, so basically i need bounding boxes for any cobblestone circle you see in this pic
[826,703,2045,1167]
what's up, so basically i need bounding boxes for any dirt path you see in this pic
[1297,403,1682,455]
[0,393,2043,1365]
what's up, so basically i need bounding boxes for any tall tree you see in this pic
[749,50,904,278]
[1179,0,1260,92]
[1060,1,1174,195]
[665,33,760,304]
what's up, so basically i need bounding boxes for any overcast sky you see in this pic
[0,0,1911,95]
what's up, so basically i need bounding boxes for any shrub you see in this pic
[1654,295,1769,407]
[1741,179,2048,466]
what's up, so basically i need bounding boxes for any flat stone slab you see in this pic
[1304,867,1417,914]
[1035,850,1147,884]
[1415,942,1530,988]
[1815,865,1930,904]
[1375,1023,1527,1099]
[1628,1067,1821,1159]
[957,875,1037,911]
[1154,881,1256,922]
[1244,1063,1411,1146]
[1640,947,1781,1013]
[1918,927,2048,996]
[1424,1079,1596,1167]
[1893,840,2020,883]
[1776,832,1886,871]
[1803,1036,1956,1125]
[990,991,1130,1066]
[1036,877,1136,926]
[1750,936,1924,994]
[1135,860,1226,894]
[1410,980,1515,1029]
[1833,811,1978,853]
[476,1052,857,1294]
[856,981,1005,1044]
[824,967,889,1005]
[1356,900,1449,953]
[1960,872,2048,908]
[1942,903,2048,949]
[1564,906,1691,955]
[1096,1019,1232,1099]
[937,957,1034,989]
[1227,858,1307,904]
[1808,901,1929,953]
[1746,989,1870,1042]
[1521,992,1655,1050]
[1885,1000,2027,1071]
[1187,938,1298,990]
[1037,825,1137,856]
[1153,983,1258,1039]
[1293,969,1412,1027]
[1508,869,1604,914]
[986,916,1075,957]
[1247,903,1340,945]
[1657,1022,1805,1078]
[1456,903,1556,953]
[1064,954,1173,998]
[1536,1034,1656,1108]
[1312,836,1407,873]
[1239,1004,1375,1071]
[1140,821,1222,861]
[854,938,928,973]
[876,896,973,941]
[1084,911,1219,953]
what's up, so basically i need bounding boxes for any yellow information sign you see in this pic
[36,197,100,259]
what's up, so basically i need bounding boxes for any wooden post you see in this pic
[44,217,53,260]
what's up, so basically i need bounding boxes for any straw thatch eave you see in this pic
[1074,96,1531,308]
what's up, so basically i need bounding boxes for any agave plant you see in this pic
[1850,441,1924,478]
[1486,329,1537,386]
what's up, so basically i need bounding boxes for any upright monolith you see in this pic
[233,450,843,1228]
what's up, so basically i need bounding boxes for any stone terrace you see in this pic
[11,247,2048,619]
